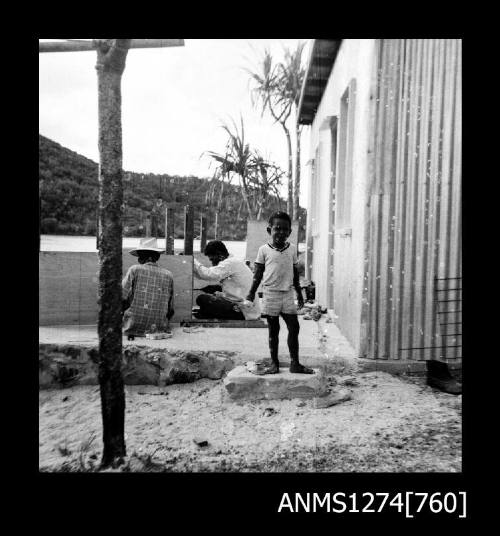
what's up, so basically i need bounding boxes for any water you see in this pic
[41,235,306,259]
[42,235,281,261]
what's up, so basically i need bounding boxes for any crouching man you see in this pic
[193,240,260,321]
[122,237,174,337]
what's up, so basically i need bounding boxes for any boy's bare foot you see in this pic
[289,362,314,374]
[266,362,280,374]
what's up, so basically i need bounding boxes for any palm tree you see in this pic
[246,43,306,221]
[249,150,285,220]
[246,49,294,218]
[277,43,306,221]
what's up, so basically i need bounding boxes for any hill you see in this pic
[39,134,306,241]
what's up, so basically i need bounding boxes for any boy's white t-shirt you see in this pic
[255,242,298,291]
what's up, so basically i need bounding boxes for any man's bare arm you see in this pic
[246,263,265,301]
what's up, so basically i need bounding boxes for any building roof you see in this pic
[297,39,342,125]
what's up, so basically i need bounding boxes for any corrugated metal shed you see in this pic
[364,39,462,360]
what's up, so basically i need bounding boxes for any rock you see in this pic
[122,347,160,385]
[193,436,209,447]
[39,345,235,389]
[224,366,328,401]
[246,361,267,375]
[313,388,352,409]
[337,375,359,387]
[201,352,234,379]
[39,345,98,387]
[39,358,57,389]
[160,354,202,385]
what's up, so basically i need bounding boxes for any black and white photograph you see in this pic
[38,39,462,491]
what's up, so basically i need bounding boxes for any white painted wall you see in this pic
[304,39,376,354]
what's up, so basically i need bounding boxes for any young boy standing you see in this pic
[246,211,314,374]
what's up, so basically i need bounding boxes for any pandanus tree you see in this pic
[246,49,293,218]
[205,116,255,218]
[249,150,285,219]
[205,117,284,220]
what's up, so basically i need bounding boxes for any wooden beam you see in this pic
[39,39,184,53]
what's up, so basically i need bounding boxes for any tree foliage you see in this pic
[245,42,306,220]
[204,117,286,220]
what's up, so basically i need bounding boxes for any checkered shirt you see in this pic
[122,262,174,335]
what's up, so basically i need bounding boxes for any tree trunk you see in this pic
[95,39,131,469]
[293,124,302,221]
[236,199,244,221]
[217,179,225,211]
[239,173,256,220]
[256,200,264,220]
[282,124,293,220]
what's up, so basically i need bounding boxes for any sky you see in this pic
[39,39,312,206]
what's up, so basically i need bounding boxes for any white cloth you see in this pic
[255,242,298,291]
[193,255,261,320]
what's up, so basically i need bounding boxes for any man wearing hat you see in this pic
[122,237,174,337]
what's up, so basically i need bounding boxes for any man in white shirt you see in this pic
[193,240,261,321]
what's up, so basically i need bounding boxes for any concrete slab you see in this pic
[38,316,356,362]
[224,365,328,401]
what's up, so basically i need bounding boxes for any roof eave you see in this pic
[297,39,342,126]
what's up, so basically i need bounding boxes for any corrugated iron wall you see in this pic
[366,39,462,361]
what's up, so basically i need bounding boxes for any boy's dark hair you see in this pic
[268,211,292,227]
[204,240,229,257]
[138,251,161,263]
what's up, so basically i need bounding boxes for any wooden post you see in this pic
[96,207,100,249]
[165,206,175,254]
[39,195,41,252]
[145,215,151,237]
[200,213,207,253]
[214,212,219,240]
[40,36,186,472]
[184,204,194,255]
[95,39,130,468]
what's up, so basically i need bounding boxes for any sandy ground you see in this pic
[39,370,461,472]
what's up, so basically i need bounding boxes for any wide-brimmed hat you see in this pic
[129,237,165,257]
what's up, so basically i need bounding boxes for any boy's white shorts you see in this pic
[261,289,297,317]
